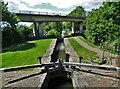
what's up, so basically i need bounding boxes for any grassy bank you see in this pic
[1,39,52,68]
[78,36,119,54]
[78,36,101,50]
[68,38,98,63]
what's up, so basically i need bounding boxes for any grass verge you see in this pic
[78,36,101,50]
[1,39,52,68]
[78,36,119,54]
[68,38,100,64]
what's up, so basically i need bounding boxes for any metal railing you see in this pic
[13,10,67,16]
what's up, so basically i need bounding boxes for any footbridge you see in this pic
[14,10,85,37]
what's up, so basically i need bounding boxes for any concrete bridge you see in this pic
[15,10,85,37]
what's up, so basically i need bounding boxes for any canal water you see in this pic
[51,38,66,62]
[48,77,73,89]
[56,42,66,60]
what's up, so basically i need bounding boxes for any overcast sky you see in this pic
[3,0,104,14]
[3,0,104,25]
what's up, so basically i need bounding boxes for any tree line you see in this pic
[1,2,33,47]
[85,2,120,46]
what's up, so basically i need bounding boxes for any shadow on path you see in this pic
[73,67,120,79]
[6,71,46,85]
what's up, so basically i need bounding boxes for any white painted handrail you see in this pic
[14,10,67,16]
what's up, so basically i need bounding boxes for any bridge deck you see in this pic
[16,13,85,22]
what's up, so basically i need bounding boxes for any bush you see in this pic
[2,27,23,47]
[47,29,60,37]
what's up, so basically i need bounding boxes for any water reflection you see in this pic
[57,42,66,60]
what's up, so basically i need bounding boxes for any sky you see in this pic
[3,0,104,26]
[3,0,104,13]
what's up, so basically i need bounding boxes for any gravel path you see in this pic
[73,37,117,58]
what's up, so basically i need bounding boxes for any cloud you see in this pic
[33,3,74,12]
[7,2,19,12]
[3,0,103,14]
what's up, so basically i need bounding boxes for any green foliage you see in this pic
[44,22,62,37]
[69,6,85,17]
[78,36,101,50]
[1,1,24,47]
[1,1,33,47]
[64,6,85,34]
[47,29,60,36]
[85,2,120,45]
[43,6,85,36]
[17,25,33,40]
[1,2,20,29]
[2,27,23,47]
[62,22,71,35]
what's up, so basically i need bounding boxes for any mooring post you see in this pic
[38,57,42,64]
[66,53,70,62]
[79,57,83,63]
[79,57,83,68]
[116,55,120,88]
[66,53,70,68]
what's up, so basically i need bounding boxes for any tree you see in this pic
[69,6,85,17]
[44,22,62,37]
[66,6,85,34]
[1,2,20,29]
[1,1,27,47]
[85,2,120,45]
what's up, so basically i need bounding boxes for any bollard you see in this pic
[66,53,70,62]
[79,57,83,68]
[66,53,70,68]
[38,57,42,64]
[79,57,83,63]
[51,53,54,62]
[116,55,120,88]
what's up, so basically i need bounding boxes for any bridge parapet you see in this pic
[13,10,67,16]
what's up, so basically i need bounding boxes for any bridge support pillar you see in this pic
[71,22,74,34]
[38,22,44,38]
[79,22,83,34]
[33,22,37,37]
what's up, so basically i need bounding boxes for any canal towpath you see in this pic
[73,37,117,58]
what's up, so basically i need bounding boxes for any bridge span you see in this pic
[14,11,85,37]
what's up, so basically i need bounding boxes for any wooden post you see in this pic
[116,55,120,88]
[102,42,105,60]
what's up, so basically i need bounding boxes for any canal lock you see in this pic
[41,37,74,89]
